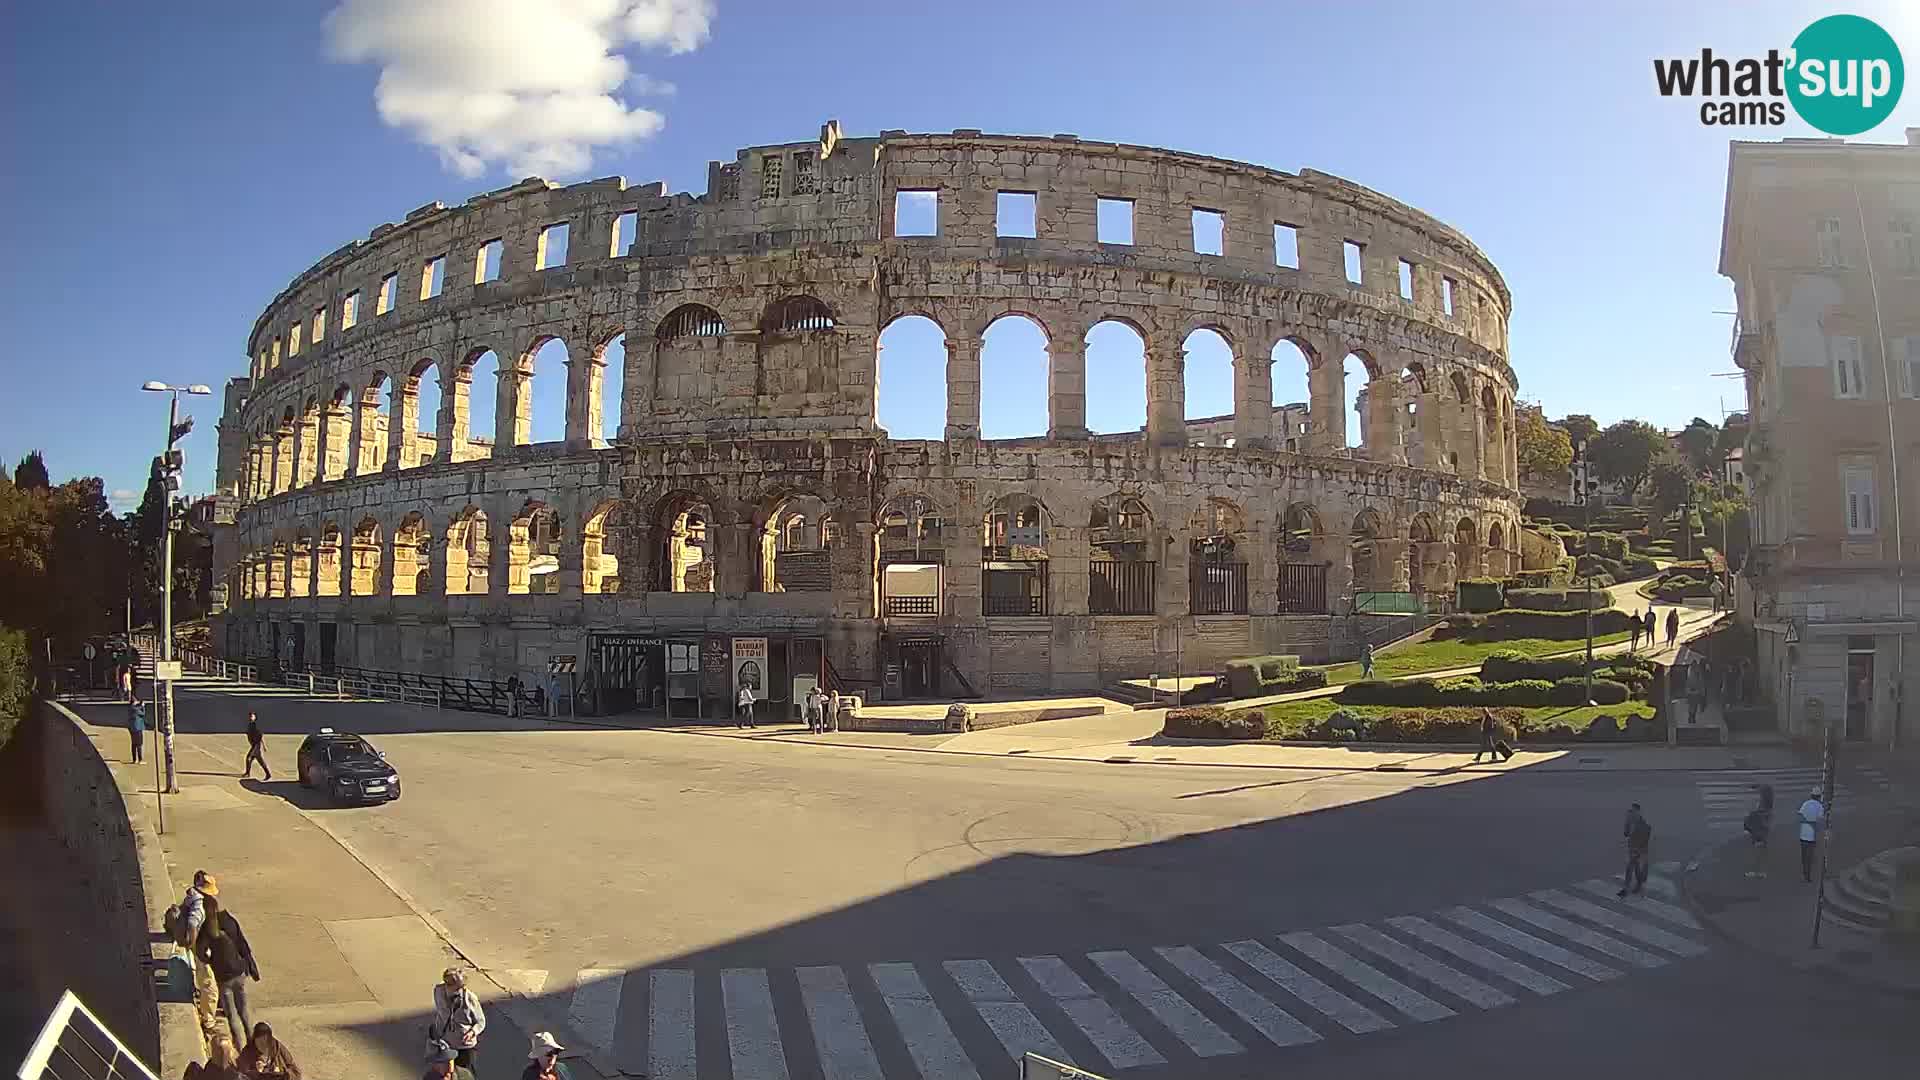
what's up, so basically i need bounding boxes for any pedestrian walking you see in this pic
[1743,783,1774,878]
[238,1021,302,1079]
[194,895,261,1050]
[128,700,146,764]
[736,683,756,728]
[422,1040,475,1080]
[1359,641,1375,680]
[120,664,134,704]
[1618,802,1653,897]
[1643,608,1657,649]
[1710,576,1724,613]
[242,713,271,780]
[430,967,486,1071]
[824,689,841,733]
[805,686,824,732]
[506,674,522,718]
[1472,708,1512,763]
[1665,607,1679,648]
[1686,662,1706,723]
[522,1032,574,1080]
[170,870,220,1033]
[1629,617,1642,652]
[1797,788,1825,883]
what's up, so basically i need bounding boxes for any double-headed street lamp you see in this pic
[142,380,211,796]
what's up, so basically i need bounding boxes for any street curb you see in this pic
[1678,832,1920,1000]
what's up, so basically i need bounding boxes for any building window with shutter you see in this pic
[1844,464,1877,535]
[1831,335,1866,399]
[1893,218,1917,272]
[1901,337,1920,399]
[1818,217,1846,267]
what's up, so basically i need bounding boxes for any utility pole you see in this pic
[143,380,209,796]
[1575,440,1597,705]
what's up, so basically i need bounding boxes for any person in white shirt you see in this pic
[1796,788,1825,883]
[736,684,756,729]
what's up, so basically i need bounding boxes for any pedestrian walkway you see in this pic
[1692,767,1880,833]
[511,864,1706,1078]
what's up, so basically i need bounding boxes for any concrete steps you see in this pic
[1823,847,1917,934]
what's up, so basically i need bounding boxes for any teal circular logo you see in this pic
[1787,15,1904,136]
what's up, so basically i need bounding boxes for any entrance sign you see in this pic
[152,661,182,681]
[733,637,768,697]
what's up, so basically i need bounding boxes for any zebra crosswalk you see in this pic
[1693,768,1869,832]
[509,865,1704,1079]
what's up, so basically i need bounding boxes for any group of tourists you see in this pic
[800,685,845,733]
[1741,783,1828,882]
[423,966,575,1079]
[170,871,289,1078]
[1627,606,1683,654]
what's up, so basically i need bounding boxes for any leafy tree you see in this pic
[0,459,133,660]
[1556,414,1600,448]
[1715,412,1749,462]
[1649,460,1695,521]
[1677,417,1719,475]
[0,625,28,750]
[12,450,48,491]
[1516,404,1573,481]
[1588,419,1670,498]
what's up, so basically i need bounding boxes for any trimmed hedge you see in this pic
[1301,705,1657,744]
[1457,578,1504,613]
[1438,608,1637,641]
[1267,668,1329,694]
[1163,706,1268,740]
[1549,677,1631,705]
[1505,587,1606,612]
[1222,654,1303,698]
[1338,676,1554,707]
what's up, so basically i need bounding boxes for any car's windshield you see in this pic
[328,741,378,763]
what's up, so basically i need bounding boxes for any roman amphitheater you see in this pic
[209,122,1528,714]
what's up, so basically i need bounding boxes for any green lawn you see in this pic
[1256,698,1657,740]
[1313,631,1634,686]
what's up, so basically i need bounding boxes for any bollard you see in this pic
[1890,850,1920,939]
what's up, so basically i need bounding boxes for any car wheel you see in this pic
[306,764,324,790]
[296,760,310,788]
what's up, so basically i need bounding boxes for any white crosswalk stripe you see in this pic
[798,965,885,1080]
[1021,955,1165,1070]
[1529,890,1710,957]
[1694,768,1864,832]
[522,870,1710,1077]
[1330,924,1515,1010]
[1087,951,1240,1057]
[1279,932,1454,1022]
[1572,879,1701,929]
[1384,916,1569,996]
[870,963,978,1080]
[722,968,791,1080]
[1155,946,1320,1048]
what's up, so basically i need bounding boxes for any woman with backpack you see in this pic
[430,967,487,1070]
[194,895,261,1050]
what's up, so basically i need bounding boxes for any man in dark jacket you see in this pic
[243,713,271,779]
[195,895,261,1049]
[1619,802,1653,896]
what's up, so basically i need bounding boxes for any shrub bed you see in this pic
[1438,608,1637,641]
[1339,677,1555,707]
[1162,706,1268,740]
[1222,654,1305,698]
[1504,587,1606,612]
[1457,578,1505,613]
[1549,676,1631,705]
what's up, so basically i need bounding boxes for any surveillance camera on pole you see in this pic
[142,382,209,796]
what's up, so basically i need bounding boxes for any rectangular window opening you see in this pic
[893,190,938,237]
[536,223,570,269]
[474,239,503,284]
[378,273,398,314]
[1273,223,1299,268]
[1818,218,1846,268]
[792,151,816,195]
[1097,197,1134,245]
[1893,218,1917,272]
[342,291,360,330]
[289,323,302,355]
[420,257,445,301]
[1902,337,1920,399]
[1832,335,1865,399]
[1845,464,1876,534]
[1442,276,1457,316]
[1343,240,1365,285]
[313,307,327,343]
[1192,208,1225,256]
[760,155,784,199]
[1398,258,1416,301]
[611,211,637,258]
[996,191,1037,238]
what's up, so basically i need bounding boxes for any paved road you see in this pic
[75,670,1916,1079]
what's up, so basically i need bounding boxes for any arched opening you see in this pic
[982,494,1050,615]
[288,528,313,597]
[1189,499,1248,615]
[760,494,832,592]
[1183,328,1235,430]
[1408,513,1440,598]
[1351,509,1385,596]
[653,304,726,412]
[349,517,382,596]
[266,542,288,598]
[582,501,633,594]
[508,503,562,594]
[525,337,569,445]
[1085,320,1147,436]
[878,495,943,617]
[393,513,433,597]
[1481,386,1502,482]
[597,332,627,443]
[980,314,1049,438]
[295,400,321,487]
[1343,351,1376,450]
[460,350,502,461]
[322,387,352,481]
[443,509,489,595]
[411,361,442,468]
[360,374,392,473]
[1454,517,1480,581]
[1278,503,1329,613]
[1487,519,1508,576]
[1402,362,1431,468]
[763,295,836,333]
[657,495,716,593]
[1089,493,1156,614]
[876,315,946,440]
[317,523,343,597]
[1271,338,1314,451]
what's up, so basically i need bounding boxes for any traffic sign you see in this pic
[547,655,577,675]
[83,643,97,661]
[152,661,183,681]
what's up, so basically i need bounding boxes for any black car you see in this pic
[296,729,401,803]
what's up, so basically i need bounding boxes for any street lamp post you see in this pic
[142,380,211,795]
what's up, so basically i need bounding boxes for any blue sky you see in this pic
[3,1,1916,507]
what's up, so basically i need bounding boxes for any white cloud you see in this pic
[324,0,714,179]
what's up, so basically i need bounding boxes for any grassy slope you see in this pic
[1314,631,1634,686]
[1255,698,1657,740]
